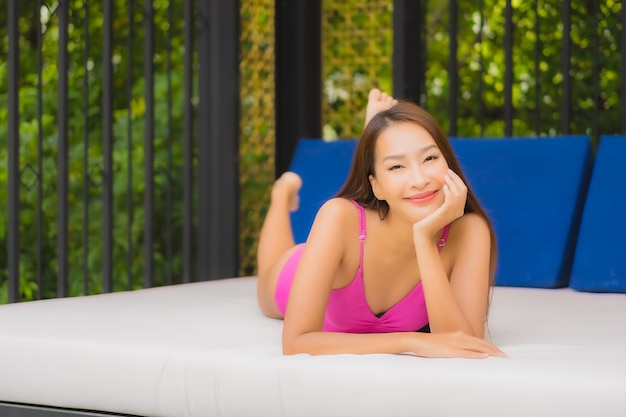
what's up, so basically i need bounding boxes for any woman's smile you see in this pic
[405,190,438,204]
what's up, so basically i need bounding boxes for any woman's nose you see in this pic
[409,166,429,188]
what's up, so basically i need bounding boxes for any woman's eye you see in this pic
[389,165,402,171]
[424,155,438,162]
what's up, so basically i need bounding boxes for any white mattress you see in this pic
[0,277,624,417]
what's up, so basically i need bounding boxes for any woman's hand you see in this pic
[413,169,467,243]
[407,331,507,359]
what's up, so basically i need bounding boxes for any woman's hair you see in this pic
[336,101,498,291]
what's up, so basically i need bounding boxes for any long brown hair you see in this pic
[336,101,498,291]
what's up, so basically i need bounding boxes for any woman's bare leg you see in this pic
[257,89,393,318]
[256,172,302,318]
[365,88,398,127]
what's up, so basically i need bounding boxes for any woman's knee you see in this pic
[256,262,284,319]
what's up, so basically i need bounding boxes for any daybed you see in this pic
[1,135,625,417]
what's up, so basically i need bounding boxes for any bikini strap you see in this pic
[438,224,450,251]
[349,199,445,257]
[349,200,366,265]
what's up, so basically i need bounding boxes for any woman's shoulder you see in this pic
[311,198,362,229]
[307,198,361,248]
[318,197,360,216]
[450,212,491,243]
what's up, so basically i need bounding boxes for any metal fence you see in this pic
[3,0,625,304]
[278,0,626,173]
[3,0,239,303]
[435,0,626,138]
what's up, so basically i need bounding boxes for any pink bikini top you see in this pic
[323,200,449,333]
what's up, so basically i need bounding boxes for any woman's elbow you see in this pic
[282,342,295,355]
[282,334,300,355]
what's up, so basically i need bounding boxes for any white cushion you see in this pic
[0,277,624,417]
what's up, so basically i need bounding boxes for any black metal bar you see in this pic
[83,0,91,295]
[197,0,240,280]
[533,0,540,134]
[478,0,485,135]
[392,0,428,106]
[504,0,513,136]
[102,0,114,293]
[166,0,174,286]
[592,0,600,141]
[7,0,20,303]
[275,0,322,175]
[448,0,458,135]
[144,1,155,288]
[37,0,44,299]
[183,0,194,283]
[622,0,626,134]
[561,0,571,134]
[127,0,135,291]
[57,1,69,298]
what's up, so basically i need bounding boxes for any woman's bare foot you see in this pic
[365,88,398,127]
[272,172,302,212]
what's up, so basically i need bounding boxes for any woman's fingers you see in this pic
[414,331,507,359]
[461,335,508,358]
[443,169,467,218]
[445,170,467,198]
[413,170,470,241]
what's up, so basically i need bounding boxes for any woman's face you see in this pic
[368,122,449,222]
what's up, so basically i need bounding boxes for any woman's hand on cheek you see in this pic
[442,169,467,220]
[413,169,467,243]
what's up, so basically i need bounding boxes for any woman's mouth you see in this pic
[406,191,437,204]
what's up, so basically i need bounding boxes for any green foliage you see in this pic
[322,1,394,139]
[424,0,622,138]
[1,0,622,303]
[0,0,194,302]
[238,0,277,276]
[320,0,622,140]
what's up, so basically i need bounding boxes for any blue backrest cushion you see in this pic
[288,136,593,289]
[451,136,592,288]
[570,135,626,293]
[288,139,358,243]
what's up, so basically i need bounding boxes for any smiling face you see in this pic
[368,122,449,222]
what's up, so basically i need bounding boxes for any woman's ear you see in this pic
[369,174,383,200]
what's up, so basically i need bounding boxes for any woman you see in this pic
[257,89,505,359]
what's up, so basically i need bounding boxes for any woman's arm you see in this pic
[412,170,492,337]
[282,198,502,357]
[284,328,502,358]
[414,214,491,337]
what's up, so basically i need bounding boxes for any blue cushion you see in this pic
[570,135,626,293]
[451,136,592,288]
[288,139,358,243]
[287,136,593,289]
